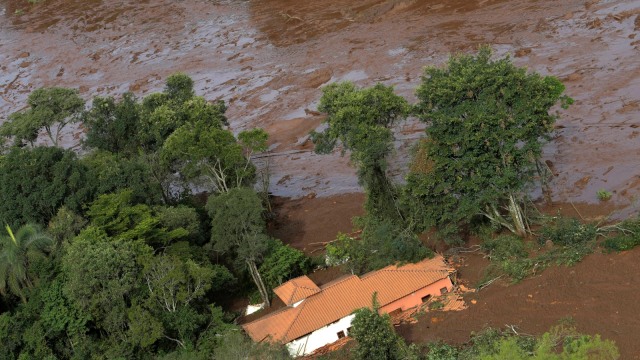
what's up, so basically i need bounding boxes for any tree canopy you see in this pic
[0,146,94,227]
[405,47,572,239]
[311,82,409,222]
[2,87,84,146]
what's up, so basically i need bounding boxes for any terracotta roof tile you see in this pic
[243,255,454,343]
[274,275,321,306]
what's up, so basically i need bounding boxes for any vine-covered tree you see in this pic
[311,82,409,222]
[1,87,84,146]
[406,47,572,239]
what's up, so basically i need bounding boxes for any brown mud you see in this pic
[397,247,640,359]
[1,0,639,204]
[2,0,640,356]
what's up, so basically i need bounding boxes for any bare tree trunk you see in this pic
[247,260,270,307]
[507,193,527,237]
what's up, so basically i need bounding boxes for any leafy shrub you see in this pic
[426,342,459,360]
[482,235,528,262]
[597,189,612,201]
[538,217,597,247]
[482,235,534,281]
[602,218,640,252]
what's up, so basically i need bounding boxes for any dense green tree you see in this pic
[311,82,409,222]
[0,146,94,227]
[62,227,150,349]
[86,190,188,246]
[83,150,163,204]
[259,240,311,291]
[206,187,272,306]
[407,47,572,239]
[139,74,228,152]
[83,93,142,153]
[161,121,263,194]
[2,87,84,146]
[326,219,432,275]
[350,294,417,360]
[0,224,52,303]
[47,207,87,246]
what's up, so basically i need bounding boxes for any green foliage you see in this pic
[326,219,432,275]
[350,294,416,360]
[47,206,87,245]
[596,189,612,201]
[2,87,84,146]
[83,150,163,204]
[538,217,597,247]
[0,146,94,227]
[482,224,596,283]
[161,119,255,193]
[207,187,272,305]
[601,217,640,252]
[156,205,203,242]
[471,326,619,360]
[426,342,459,360]
[259,240,311,290]
[213,329,292,360]
[142,254,222,314]
[83,93,142,153]
[86,190,187,246]
[406,47,572,239]
[62,227,149,337]
[0,224,52,303]
[311,81,409,222]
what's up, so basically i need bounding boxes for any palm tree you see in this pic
[0,224,52,303]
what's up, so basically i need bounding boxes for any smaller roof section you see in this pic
[274,275,321,306]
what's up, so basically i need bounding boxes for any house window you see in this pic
[440,287,448,295]
[337,330,346,339]
[421,294,432,303]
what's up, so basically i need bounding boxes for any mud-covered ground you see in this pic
[2,0,639,205]
[2,0,640,356]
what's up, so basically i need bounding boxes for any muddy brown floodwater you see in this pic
[1,0,640,356]
[1,0,639,206]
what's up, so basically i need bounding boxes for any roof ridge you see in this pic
[319,274,358,290]
[281,299,306,341]
[242,305,297,326]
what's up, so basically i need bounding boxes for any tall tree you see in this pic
[0,224,52,303]
[311,82,409,222]
[407,47,572,239]
[206,188,271,306]
[2,87,84,146]
[83,93,142,154]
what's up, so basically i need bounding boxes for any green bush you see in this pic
[602,234,640,252]
[538,217,597,247]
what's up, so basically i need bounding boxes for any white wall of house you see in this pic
[286,314,355,357]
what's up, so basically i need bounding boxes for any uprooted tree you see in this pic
[405,47,572,240]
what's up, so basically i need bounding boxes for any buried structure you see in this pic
[242,255,456,356]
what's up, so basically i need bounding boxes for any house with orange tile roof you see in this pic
[242,255,456,357]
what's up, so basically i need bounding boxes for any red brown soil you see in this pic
[2,0,639,202]
[397,247,640,359]
[267,193,365,255]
